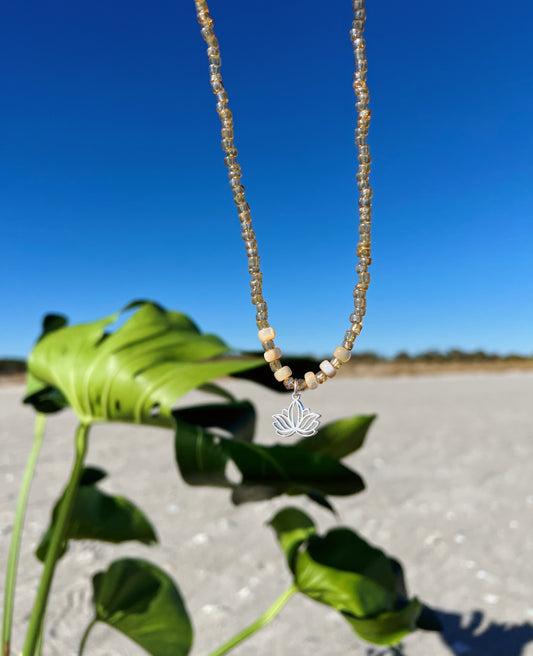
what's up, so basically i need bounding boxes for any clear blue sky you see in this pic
[2,1,532,358]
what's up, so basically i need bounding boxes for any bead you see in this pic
[285,377,304,391]
[350,323,363,335]
[349,313,362,323]
[304,371,318,390]
[274,366,292,382]
[262,340,275,351]
[319,360,337,378]
[334,346,352,363]
[331,358,342,369]
[256,320,269,329]
[269,360,282,372]
[258,326,275,342]
[256,311,268,321]
[316,372,327,384]
[344,331,356,343]
[342,340,354,350]
[264,347,282,363]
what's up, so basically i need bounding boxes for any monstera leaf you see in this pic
[173,405,365,506]
[269,508,440,646]
[24,301,262,427]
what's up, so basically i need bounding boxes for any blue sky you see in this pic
[2,0,532,358]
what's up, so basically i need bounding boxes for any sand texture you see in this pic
[1,373,533,656]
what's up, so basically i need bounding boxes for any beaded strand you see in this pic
[194,0,372,392]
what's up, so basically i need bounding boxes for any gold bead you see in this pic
[274,365,292,382]
[334,346,352,363]
[258,326,275,342]
[304,371,318,390]
[319,360,336,378]
[264,347,282,363]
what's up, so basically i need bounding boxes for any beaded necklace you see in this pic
[194,0,372,437]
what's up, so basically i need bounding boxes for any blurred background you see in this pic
[1,0,532,360]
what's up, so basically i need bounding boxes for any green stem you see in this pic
[2,414,46,656]
[208,584,297,656]
[77,618,97,656]
[22,422,90,656]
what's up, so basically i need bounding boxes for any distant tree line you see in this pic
[1,350,532,378]
[354,349,532,363]
[0,359,26,374]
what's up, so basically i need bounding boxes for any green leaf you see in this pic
[268,507,316,572]
[343,597,423,645]
[174,418,230,488]
[36,467,157,562]
[175,400,256,442]
[23,378,69,414]
[226,441,365,503]
[174,410,365,505]
[92,558,192,656]
[196,382,236,402]
[295,529,397,618]
[24,301,262,426]
[269,515,429,647]
[297,415,376,460]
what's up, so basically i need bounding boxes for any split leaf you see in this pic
[173,408,365,506]
[24,301,262,427]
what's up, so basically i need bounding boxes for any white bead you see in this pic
[304,371,318,390]
[319,360,337,378]
[274,366,292,382]
[258,326,275,342]
[334,346,352,363]
[264,347,282,363]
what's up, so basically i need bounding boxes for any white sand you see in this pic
[1,373,533,656]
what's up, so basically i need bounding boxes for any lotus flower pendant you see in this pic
[272,392,321,438]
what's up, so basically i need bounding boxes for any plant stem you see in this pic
[2,414,46,656]
[22,422,90,656]
[208,584,297,656]
[77,618,97,656]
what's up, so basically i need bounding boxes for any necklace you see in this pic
[194,0,372,437]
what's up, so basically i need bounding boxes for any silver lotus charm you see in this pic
[272,389,321,437]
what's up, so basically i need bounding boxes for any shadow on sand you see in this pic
[366,609,533,656]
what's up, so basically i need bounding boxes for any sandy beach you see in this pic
[1,372,532,656]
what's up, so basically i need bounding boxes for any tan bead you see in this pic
[334,346,352,363]
[258,326,275,342]
[274,366,292,382]
[316,372,327,384]
[319,360,337,378]
[264,347,282,363]
[304,371,318,390]
[331,358,342,369]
